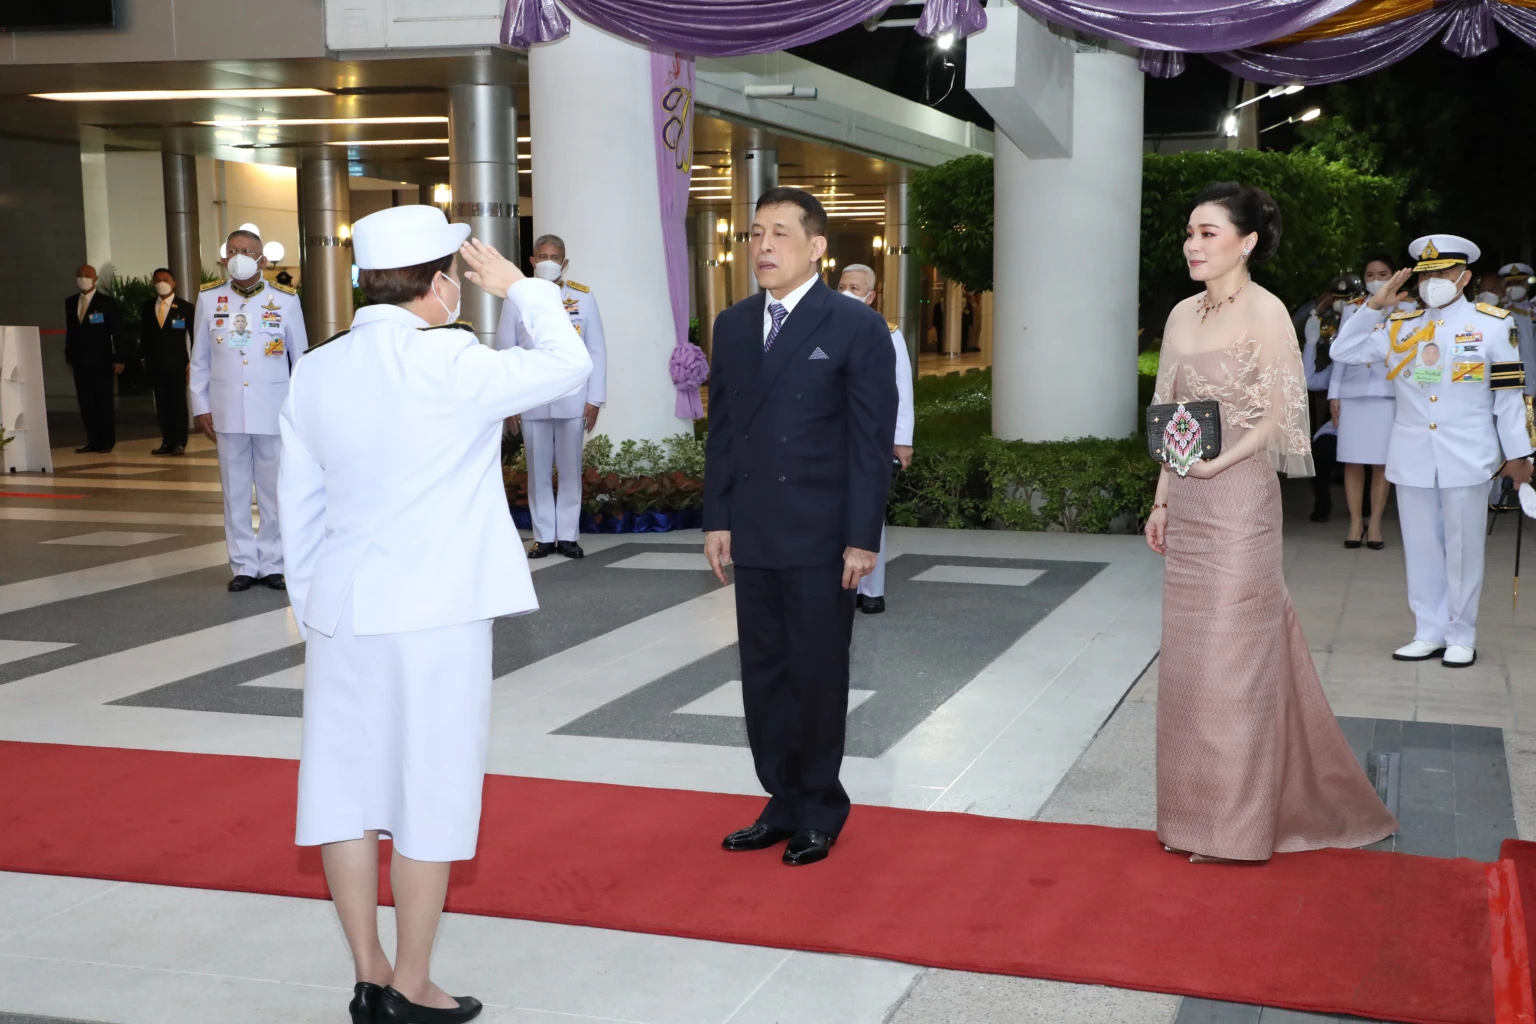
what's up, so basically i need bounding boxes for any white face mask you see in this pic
[1477,291,1501,306]
[838,288,874,305]
[1508,285,1528,302]
[1419,275,1463,308]
[1364,279,1387,296]
[432,273,461,325]
[532,259,564,282]
[76,277,94,293]
[227,254,260,281]
[154,281,174,297]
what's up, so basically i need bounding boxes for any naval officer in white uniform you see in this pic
[498,233,607,559]
[1331,234,1534,668]
[1499,263,1536,397]
[190,228,307,591]
[837,264,913,614]
[278,207,591,1024]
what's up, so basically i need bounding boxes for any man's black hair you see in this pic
[755,187,828,238]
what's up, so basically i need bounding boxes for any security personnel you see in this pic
[138,267,196,455]
[497,233,606,558]
[837,264,913,614]
[190,228,308,592]
[1300,274,1355,523]
[63,264,126,454]
[1332,235,1535,668]
[1500,263,1536,401]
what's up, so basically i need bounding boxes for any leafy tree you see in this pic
[910,154,994,292]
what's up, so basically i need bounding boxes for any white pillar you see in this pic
[991,49,1143,441]
[529,19,684,446]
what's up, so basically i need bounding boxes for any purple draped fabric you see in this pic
[504,0,899,55]
[652,50,704,421]
[916,0,989,41]
[1139,48,1186,77]
[1010,0,1358,50]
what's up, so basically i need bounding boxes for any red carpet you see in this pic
[0,741,1523,1024]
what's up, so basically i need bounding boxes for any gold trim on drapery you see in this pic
[1274,0,1435,44]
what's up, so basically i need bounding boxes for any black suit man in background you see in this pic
[63,264,125,454]
[138,267,195,455]
[704,187,897,866]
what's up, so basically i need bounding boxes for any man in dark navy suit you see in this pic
[137,267,196,455]
[63,264,126,453]
[704,187,897,866]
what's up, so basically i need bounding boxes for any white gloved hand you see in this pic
[1520,482,1536,519]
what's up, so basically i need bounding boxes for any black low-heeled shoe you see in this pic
[1366,538,1386,551]
[378,986,482,1023]
[351,982,385,1024]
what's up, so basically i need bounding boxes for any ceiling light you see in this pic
[936,31,956,50]
[433,184,452,204]
[518,136,530,142]
[238,222,261,235]
[324,138,449,147]
[214,130,241,141]
[263,241,285,264]
[691,176,730,182]
[33,88,333,101]
[517,153,529,161]
[426,155,449,161]
[198,116,447,127]
[1299,106,1321,122]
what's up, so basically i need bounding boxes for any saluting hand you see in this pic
[1368,268,1414,311]
[459,238,525,299]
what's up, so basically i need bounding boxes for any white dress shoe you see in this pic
[1393,639,1447,661]
[1442,645,1477,668]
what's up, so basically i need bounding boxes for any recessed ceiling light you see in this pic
[33,88,333,101]
[198,116,447,127]
[426,156,449,161]
[324,138,449,147]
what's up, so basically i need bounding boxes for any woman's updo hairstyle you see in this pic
[1192,181,1282,264]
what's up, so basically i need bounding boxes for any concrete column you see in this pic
[449,77,519,347]
[297,147,354,346]
[943,279,964,356]
[883,178,920,368]
[161,150,201,303]
[529,15,686,445]
[991,49,1143,442]
[694,210,728,358]
[730,137,777,300]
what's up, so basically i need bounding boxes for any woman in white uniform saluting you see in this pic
[278,206,591,1024]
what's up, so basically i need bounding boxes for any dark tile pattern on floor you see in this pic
[1175,716,1517,1024]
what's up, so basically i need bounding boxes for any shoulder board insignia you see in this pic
[308,329,350,352]
[270,281,297,295]
[566,280,590,293]
[886,319,899,334]
[418,321,477,334]
[1347,297,1365,306]
[1389,309,1426,322]
[1478,302,1512,319]
[199,280,221,292]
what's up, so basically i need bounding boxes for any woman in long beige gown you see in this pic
[1145,183,1398,863]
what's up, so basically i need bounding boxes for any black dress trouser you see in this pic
[734,561,857,836]
[150,363,189,448]
[71,361,116,451]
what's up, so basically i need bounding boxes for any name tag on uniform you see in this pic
[1452,361,1485,383]
[87,312,104,324]
[170,318,185,329]
[227,331,252,350]
[264,339,285,357]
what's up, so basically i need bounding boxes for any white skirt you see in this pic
[1336,396,1394,466]
[295,592,494,862]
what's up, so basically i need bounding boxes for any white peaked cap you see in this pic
[1500,263,1535,277]
[1408,234,1480,272]
[352,205,471,271]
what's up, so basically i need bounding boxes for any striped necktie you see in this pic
[764,301,788,351]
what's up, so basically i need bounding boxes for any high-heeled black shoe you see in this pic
[1366,532,1386,551]
[378,986,482,1023]
[1344,525,1364,550]
[351,982,385,1024]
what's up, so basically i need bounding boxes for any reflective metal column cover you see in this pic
[883,177,920,368]
[693,210,727,357]
[161,150,201,304]
[298,147,354,346]
[449,80,519,347]
[729,140,777,300]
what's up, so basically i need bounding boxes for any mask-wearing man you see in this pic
[837,263,913,614]
[493,233,607,559]
[62,263,126,453]
[1331,234,1535,668]
[139,268,197,455]
[189,229,309,592]
[1476,271,1506,309]
[1498,263,1536,409]
[1301,274,1354,523]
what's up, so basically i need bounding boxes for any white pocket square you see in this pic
[808,347,830,360]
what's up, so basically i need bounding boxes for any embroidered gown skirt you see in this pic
[1157,457,1398,860]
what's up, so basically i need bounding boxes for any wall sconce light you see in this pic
[432,183,452,205]
[716,218,729,235]
[872,235,884,252]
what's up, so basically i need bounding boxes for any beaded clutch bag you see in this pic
[1146,401,1222,477]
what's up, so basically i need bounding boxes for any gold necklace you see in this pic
[1198,281,1247,324]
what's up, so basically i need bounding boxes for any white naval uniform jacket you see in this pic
[190,279,308,435]
[1330,298,1410,400]
[1331,296,1533,489]
[891,325,914,447]
[277,279,593,640]
[496,279,607,420]
[1509,298,1536,397]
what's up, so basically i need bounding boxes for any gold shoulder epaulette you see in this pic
[1478,302,1512,319]
[566,280,590,293]
[419,321,476,334]
[199,280,221,292]
[1347,296,1365,306]
[886,319,899,334]
[271,281,297,295]
[308,329,349,352]
[1389,309,1426,322]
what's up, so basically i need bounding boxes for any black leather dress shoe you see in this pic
[260,573,287,591]
[378,986,482,1023]
[556,540,585,558]
[351,982,385,1024]
[150,444,172,456]
[783,829,836,866]
[1309,509,1331,523]
[74,445,97,454]
[169,445,186,456]
[527,542,556,559]
[227,575,257,592]
[722,822,793,851]
[860,596,886,614]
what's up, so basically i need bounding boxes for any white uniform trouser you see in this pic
[1396,483,1488,648]
[858,526,888,598]
[525,416,584,542]
[215,431,281,578]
